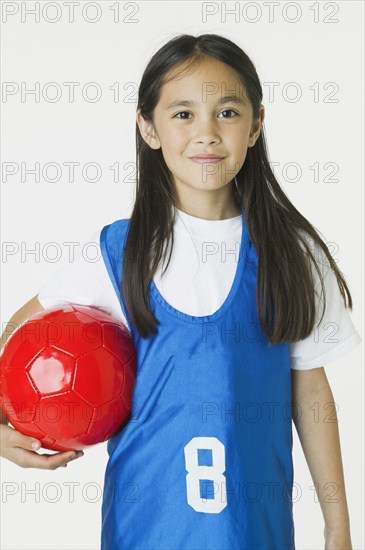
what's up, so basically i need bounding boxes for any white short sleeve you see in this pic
[37,229,129,329]
[290,264,362,370]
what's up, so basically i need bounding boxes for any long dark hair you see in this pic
[122,33,353,342]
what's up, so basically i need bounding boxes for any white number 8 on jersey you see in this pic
[184,436,227,513]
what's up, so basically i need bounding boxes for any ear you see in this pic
[248,105,265,147]
[136,109,161,150]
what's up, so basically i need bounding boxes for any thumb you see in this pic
[1,425,41,451]
[27,438,41,451]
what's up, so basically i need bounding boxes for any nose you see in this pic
[193,117,221,144]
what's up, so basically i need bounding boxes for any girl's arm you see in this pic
[291,367,352,549]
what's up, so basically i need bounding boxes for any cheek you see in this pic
[169,125,188,141]
[163,131,187,156]
[227,128,250,153]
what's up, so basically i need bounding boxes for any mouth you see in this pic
[189,156,226,164]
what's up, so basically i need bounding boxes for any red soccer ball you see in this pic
[0,305,136,452]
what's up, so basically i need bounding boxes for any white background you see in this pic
[1,1,363,549]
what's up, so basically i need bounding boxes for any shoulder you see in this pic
[296,229,332,288]
[290,231,362,370]
[102,218,130,235]
[101,218,130,243]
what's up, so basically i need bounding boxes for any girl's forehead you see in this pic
[160,62,248,103]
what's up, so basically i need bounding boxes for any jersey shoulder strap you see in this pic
[100,218,137,338]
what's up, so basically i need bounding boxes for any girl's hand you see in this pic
[324,529,352,550]
[0,424,84,469]
[325,539,352,550]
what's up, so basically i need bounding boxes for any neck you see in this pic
[173,179,243,220]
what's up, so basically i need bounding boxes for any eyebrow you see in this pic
[166,95,246,110]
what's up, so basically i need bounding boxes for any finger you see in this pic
[14,448,84,469]
[11,434,43,452]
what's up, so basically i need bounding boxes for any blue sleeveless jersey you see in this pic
[99,207,295,550]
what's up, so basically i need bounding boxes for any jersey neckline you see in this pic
[149,205,248,324]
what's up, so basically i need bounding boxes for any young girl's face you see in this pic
[138,56,263,210]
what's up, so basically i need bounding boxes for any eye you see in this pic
[218,109,238,118]
[174,111,193,119]
[173,109,238,119]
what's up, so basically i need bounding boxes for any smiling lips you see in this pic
[189,155,226,164]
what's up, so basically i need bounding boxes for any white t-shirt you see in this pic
[37,207,362,371]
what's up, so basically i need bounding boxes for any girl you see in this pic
[0,34,361,549]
